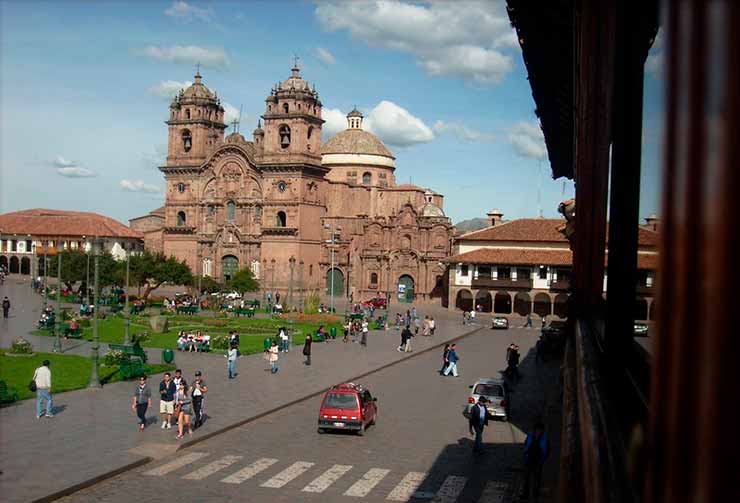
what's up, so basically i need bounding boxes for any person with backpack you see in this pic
[521,421,551,500]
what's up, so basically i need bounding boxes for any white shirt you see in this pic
[227,348,238,361]
[33,366,51,389]
[362,322,368,332]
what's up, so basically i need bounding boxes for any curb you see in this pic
[30,456,152,503]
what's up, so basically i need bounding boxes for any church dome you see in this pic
[420,202,445,217]
[180,71,216,100]
[321,129,394,158]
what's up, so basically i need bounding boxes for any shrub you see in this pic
[131,332,149,345]
[79,318,91,328]
[304,290,320,315]
[10,338,33,354]
[102,349,128,367]
[210,334,231,351]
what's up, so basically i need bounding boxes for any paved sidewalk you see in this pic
[0,276,490,503]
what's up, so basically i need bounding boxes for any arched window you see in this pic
[283,103,289,114]
[362,172,372,185]
[207,205,214,217]
[226,200,235,221]
[279,125,291,149]
[182,130,192,152]
[186,109,191,119]
[307,126,313,139]
[177,211,187,226]
[370,272,378,286]
[276,211,287,227]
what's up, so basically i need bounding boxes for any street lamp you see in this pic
[288,256,295,309]
[52,242,63,353]
[324,221,341,313]
[42,240,48,312]
[298,259,304,311]
[270,258,276,307]
[84,237,90,305]
[89,237,102,388]
[123,241,131,345]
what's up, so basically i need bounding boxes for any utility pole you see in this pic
[89,238,102,388]
[42,240,48,312]
[298,259,304,311]
[123,242,131,345]
[52,245,62,353]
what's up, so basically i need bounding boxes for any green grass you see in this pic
[0,350,174,401]
[31,314,343,355]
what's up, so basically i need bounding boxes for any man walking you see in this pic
[361,319,368,346]
[190,371,207,429]
[159,372,176,429]
[173,369,187,390]
[226,344,238,379]
[468,396,494,454]
[525,313,533,328]
[443,344,460,376]
[33,360,53,418]
[399,325,412,352]
[302,335,312,366]
[2,296,10,319]
[429,316,436,336]
[521,421,550,500]
[132,375,152,430]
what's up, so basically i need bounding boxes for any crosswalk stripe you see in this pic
[478,481,509,503]
[302,464,353,493]
[260,461,315,488]
[432,475,468,503]
[182,455,242,480]
[143,452,209,476]
[344,468,390,497]
[221,457,279,484]
[386,471,427,501]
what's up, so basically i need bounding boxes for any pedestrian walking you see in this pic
[158,372,176,429]
[443,344,460,376]
[302,335,312,366]
[439,344,450,374]
[469,396,495,454]
[361,319,368,346]
[521,422,551,500]
[462,310,469,325]
[404,326,414,352]
[174,383,193,439]
[343,320,350,342]
[422,316,430,336]
[132,375,152,430]
[525,313,533,328]
[190,371,207,429]
[429,316,436,336]
[32,360,53,418]
[269,340,279,373]
[541,314,547,328]
[2,296,10,318]
[399,325,412,352]
[414,316,421,336]
[279,327,289,352]
[173,368,187,390]
[226,344,238,379]
[411,307,417,319]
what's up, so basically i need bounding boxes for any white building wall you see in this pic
[454,263,472,286]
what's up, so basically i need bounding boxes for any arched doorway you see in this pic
[514,292,532,315]
[635,297,648,321]
[475,290,492,312]
[20,257,31,275]
[494,291,512,313]
[9,256,19,274]
[533,293,552,317]
[554,293,569,318]
[0,255,7,272]
[326,268,344,296]
[455,289,473,311]
[430,275,444,298]
[221,255,239,282]
[397,275,415,303]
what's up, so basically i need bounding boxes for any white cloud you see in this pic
[222,103,242,128]
[137,45,230,70]
[322,108,349,139]
[433,120,495,142]
[149,80,192,99]
[508,121,548,160]
[315,47,336,66]
[57,167,97,178]
[53,156,76,168]
[164,1,214,22]
[315,0,516,85]
[365,101,434,147]
[120,180,161,193]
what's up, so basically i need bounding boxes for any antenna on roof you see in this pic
[237,104,243,133]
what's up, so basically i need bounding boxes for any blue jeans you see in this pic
[473,424,484,452]
[227,359,236,378]
[37,389,53,416]
[443,362,459,376]
[280,340,289,352]
[271,361,278,373]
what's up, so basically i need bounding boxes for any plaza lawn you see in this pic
[32,313,344,355]
[0,350,174,402]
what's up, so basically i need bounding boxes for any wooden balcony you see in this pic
[471,277,533,289]
[549,279,571,291]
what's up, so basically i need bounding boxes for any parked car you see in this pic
[462,377,509,422]
[224,291,241,300]
[634,323,649,336]
[492,316,509,329]
[362,297,387,309]
[318,382,377,436]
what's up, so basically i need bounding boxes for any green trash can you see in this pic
[330,327,337,339]
[162,348,174,364]
[263,337,272,351]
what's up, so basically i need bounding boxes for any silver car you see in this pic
[492,316,509,329]
[462,378,509,421]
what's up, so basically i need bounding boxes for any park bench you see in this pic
[176,305,198,315]
[58,323,82,339]
[373,315,387,330]
[0,380,19,404]
[108,343,148,363]
[234,307,255,318]
[79,305,94,317]
[247,299,260,308]
[38,317,56,330]
[108,343,148,380]
[130,304,145,315]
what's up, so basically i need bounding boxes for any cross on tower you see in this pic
[231,117,239,133]
[196,62,201,75]
[293,54,300,68]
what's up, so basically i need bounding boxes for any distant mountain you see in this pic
[454,217,489,234]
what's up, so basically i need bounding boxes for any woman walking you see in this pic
[343,320,351,342]
[439,344,450,374]
[174,383,193,439]
[361,319,369,346]
[303,335,312,366]
[131,375,151,431]
[269,340,280,374]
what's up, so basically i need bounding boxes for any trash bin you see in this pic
[263,337,272,351]
[162,348,174,364]
[330,327,337,339]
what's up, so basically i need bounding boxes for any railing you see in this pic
[471,277,533,289]
[261,227,298,236]
[549,279,571,291]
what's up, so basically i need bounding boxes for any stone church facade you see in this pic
[130,66,453,303]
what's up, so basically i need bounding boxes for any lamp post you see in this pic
[123,242,131,345]
[42,240,48,312]
[271,258,276,307]
[298,259,304,310]
[324,221,341,313]
[89,237,102,388]
[52,243,63,353]
[288,256,295,309]
[85,238,90,305]
[28,234,34,282]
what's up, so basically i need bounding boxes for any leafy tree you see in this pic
[196,275,223,294]
[228,268,260,295]
[45,250,120,290]
[128,251,193,300]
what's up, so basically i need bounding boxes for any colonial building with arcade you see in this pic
[130,66,453,303]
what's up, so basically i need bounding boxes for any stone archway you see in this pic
[554,293,569,318]
[9,256,19,274]
[20,257,31,275]
[326,268,344,296]
[494,291,512,314]
[455,289,473,311]
[514,292,532,315]
[533,293,552,317]
[397,274,415,303]
[635,297,649,321]
[475,290,492,312]
[0,255,7,272]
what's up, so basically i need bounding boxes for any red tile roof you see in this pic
[0,209,143,239]
[445,247,658,270]
[459,218,568,242]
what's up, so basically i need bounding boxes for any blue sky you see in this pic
[0,0,663,225]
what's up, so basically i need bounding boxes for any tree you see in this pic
[228,268,260,295]
[128,251,193,300]
[46,250,120,291]
[197,275,223,294]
